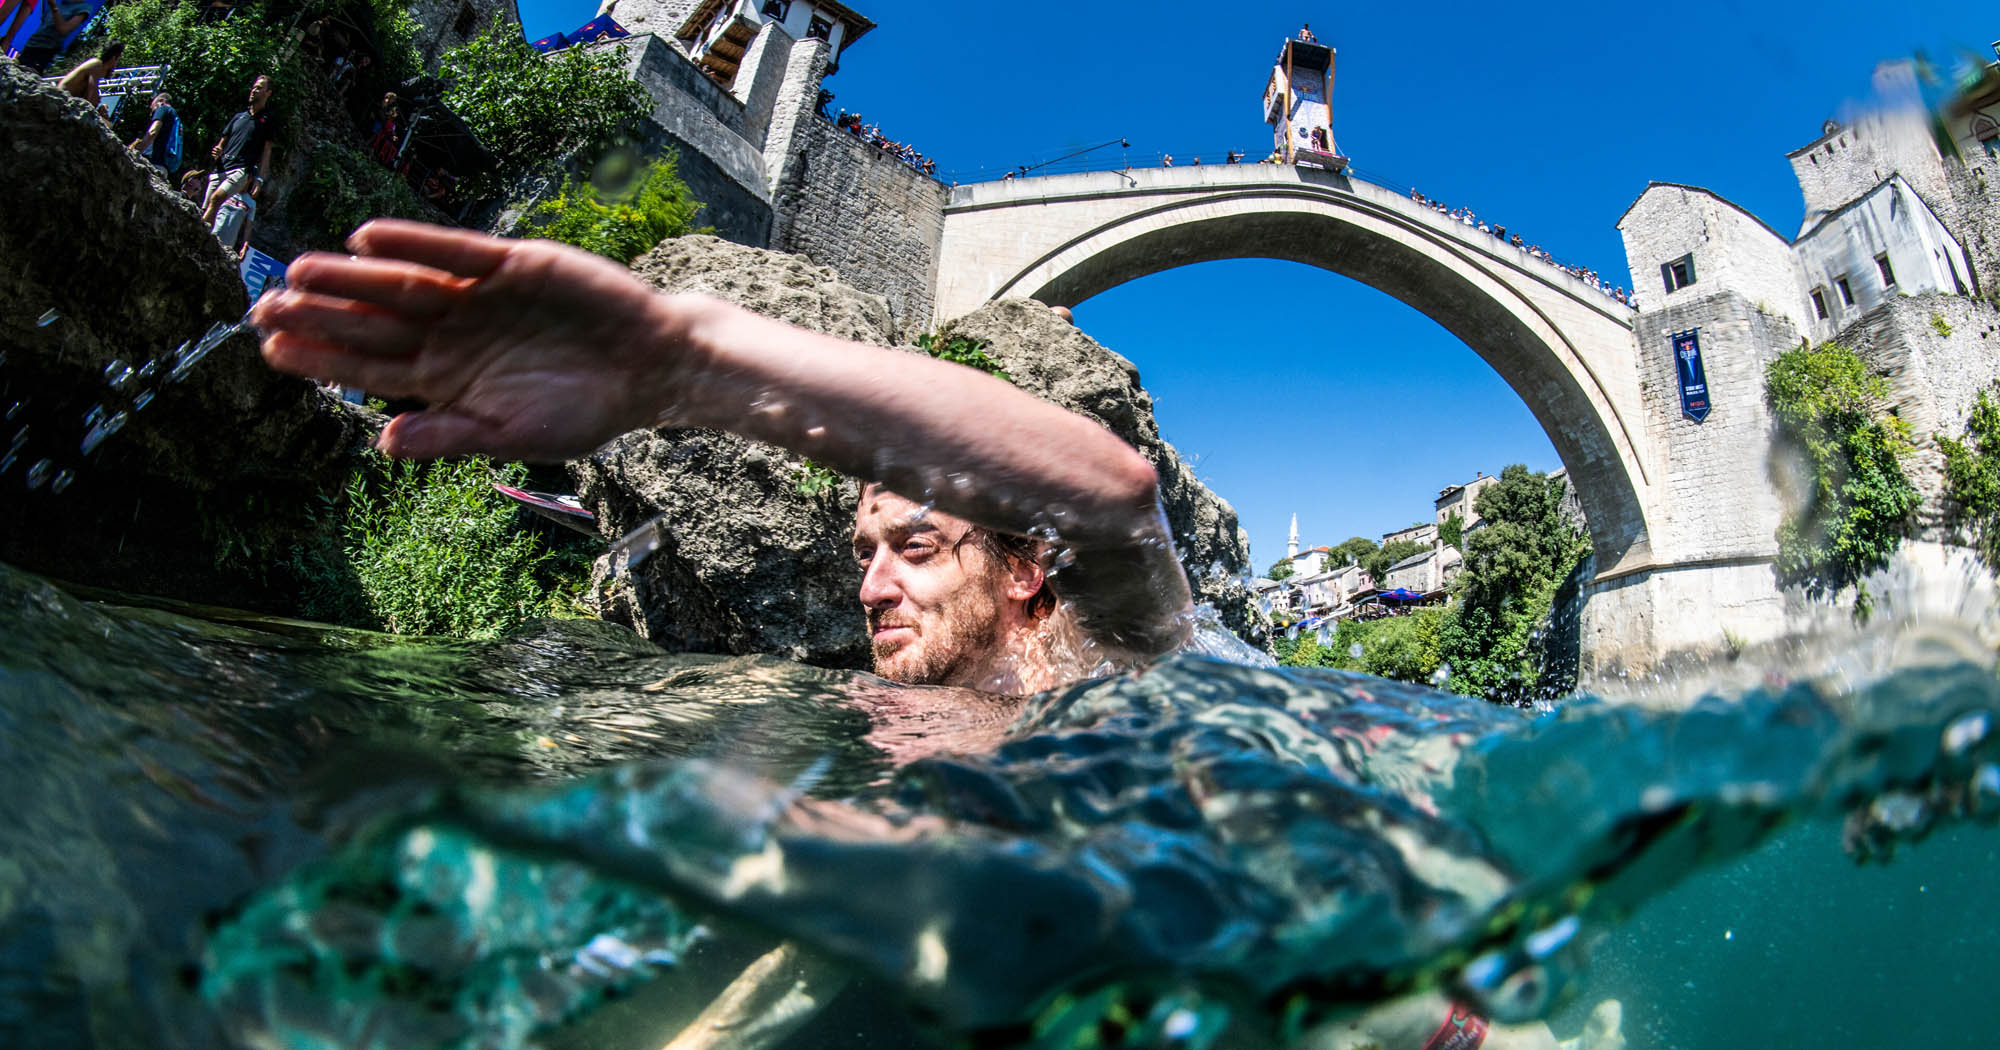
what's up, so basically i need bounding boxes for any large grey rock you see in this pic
[574,237,1267,667]
[0,65,374,612]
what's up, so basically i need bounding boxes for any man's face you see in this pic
[852,488,1020,687]
[249,78,272,107]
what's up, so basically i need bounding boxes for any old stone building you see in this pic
[406,0,521,68]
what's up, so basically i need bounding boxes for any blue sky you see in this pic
[521,0,1986,568]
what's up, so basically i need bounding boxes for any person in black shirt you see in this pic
[129,91,179,172]
[200,75,275,227]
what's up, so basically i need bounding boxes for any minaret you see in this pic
[1288,514,1299,560]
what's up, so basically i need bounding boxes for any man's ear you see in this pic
[999,553,1045,604]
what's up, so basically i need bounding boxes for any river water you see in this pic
[2,560,1995,1050]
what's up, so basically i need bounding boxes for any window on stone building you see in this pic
[1811,288,1829,319]
[453,1,476,36]
[1660,253,1696,293]
[1875,253,1896,288]
[807,15,832,40]
[1836,275,1854,306]
[761,0,789,19]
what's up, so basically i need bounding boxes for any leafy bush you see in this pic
[439,18,650,189]
[289,140,434,249]
[340,455,592,638]
[526,154,705,262]
[1939,387,2000,566]
[1765,342,1917,609]
[1266,558,1294,581]
[1361,538,1428,584]
[1438,512,1463,550]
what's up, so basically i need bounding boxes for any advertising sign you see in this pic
[1673,329,1711,423]
[240,248,288,302]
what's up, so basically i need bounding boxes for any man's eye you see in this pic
[901,541,933,559]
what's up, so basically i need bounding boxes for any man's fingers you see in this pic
[375,409,495,460]
[281,252,472,318]
[259,330,425,396]
[252,290,427,356]
[348,219,511,280]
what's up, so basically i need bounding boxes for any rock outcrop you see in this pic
[574,235,1265,667]
[0,65,375,611]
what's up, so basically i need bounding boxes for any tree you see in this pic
[1940,387,2000,567]
[527,154,706,262]
[1439,512,1464,550]
[1766,342,1917,612]
[1435,465,1589,703]
[439,18,651,190]
[1267,558,1295,581]
[1329,536,1377,568]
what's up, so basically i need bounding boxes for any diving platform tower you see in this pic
[1263,32,1347,170]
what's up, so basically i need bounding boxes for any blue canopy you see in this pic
[566,14,629,44]
[1374,588,1425,602]
[528,31,569,52]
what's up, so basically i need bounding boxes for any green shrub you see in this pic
[1435,465,1589,703]
[1765,342,1917,610]
[917,332,1011,381]
[1940,387,2000,567]
[526,155,705,262]
[340,455,593,638]
[289,140,434,249]
[439,18,650,190]
[1266,558,1294,581]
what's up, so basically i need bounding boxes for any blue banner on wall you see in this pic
[1673,329,1711,423]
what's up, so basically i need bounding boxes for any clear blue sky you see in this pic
[520,0,1985,568]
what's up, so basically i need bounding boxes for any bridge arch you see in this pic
[933,166,1656,575]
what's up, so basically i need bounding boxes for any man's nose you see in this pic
[857,554,900,608]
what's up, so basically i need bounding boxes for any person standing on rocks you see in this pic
[250,219,1196,698]
[200,75,274,229]
[128,90,180,173]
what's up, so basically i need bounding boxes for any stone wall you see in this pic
[607,34,772,246]
[769,115,946,336]
[1629,290,1794,564]
[1785,104,1952,234]
[1835,293,2000,534]
[1943,157,1999,295]
[1619,183,1811,335]
[405,0,519,67]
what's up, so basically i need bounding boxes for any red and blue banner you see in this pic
[1673,329,1711,423]
[528,31,569,52]
[567,15,628,44]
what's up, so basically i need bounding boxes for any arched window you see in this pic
[1974,114,2000,157]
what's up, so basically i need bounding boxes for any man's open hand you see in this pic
[251,219,700,461]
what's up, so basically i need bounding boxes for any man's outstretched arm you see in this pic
[250,220,1193,652]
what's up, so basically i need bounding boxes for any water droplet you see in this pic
[102,359,127,383]
[133,390,155,411]
[80,411,127,455]
[83,405,106,429]
[1524,915,1579,959]
[36,309,59,327]
[4,400,23,421]
[1349,643,1364,659]
[1429,664,1451,687]
[136,359,158,379]
[25,459,53,488]
[607,512,670,577]
[1944,711,1990,755]
[50,469,72,494]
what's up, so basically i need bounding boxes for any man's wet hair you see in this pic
[958,527,1058,620]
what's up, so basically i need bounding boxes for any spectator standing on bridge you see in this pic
[1162,153,1173,167]
[200,75,275,227]
[129,90,181,173]
[12,0,92,73]
[56,38,122,107]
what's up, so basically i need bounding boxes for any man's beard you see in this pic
[868,585,1005,687]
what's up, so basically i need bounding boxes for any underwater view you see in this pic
[5,561,1996,1050]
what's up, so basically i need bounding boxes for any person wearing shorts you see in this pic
[200,75,275,226]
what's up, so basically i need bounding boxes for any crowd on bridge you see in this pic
[830,109,939,177]
[1410,188,1632,306]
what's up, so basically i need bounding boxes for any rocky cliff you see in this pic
[0,65,375,611]
[576,236,1266,666]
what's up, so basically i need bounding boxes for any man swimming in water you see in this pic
[251,220,1618,1050]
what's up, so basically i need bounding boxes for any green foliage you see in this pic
[1328,536,1377,567]
[1362,539,1429,584]
[439,18,650,188]
[1277,613,1444,682]
[1266,558,1295,582]
[1438,512,1464,550]
[1435,465,1590,704]
[794,460,842,498]
[339,455,593,638]
[917,332,1011,381]
[526,155,706,263]
[1939,387,2000,567]
[1765,343,1918,605]
[290,140,433,250]
[1930,313,1954,338]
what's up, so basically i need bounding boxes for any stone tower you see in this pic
[1288,513,1299,560]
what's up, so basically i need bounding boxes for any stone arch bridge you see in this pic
[931,165,1719,677]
